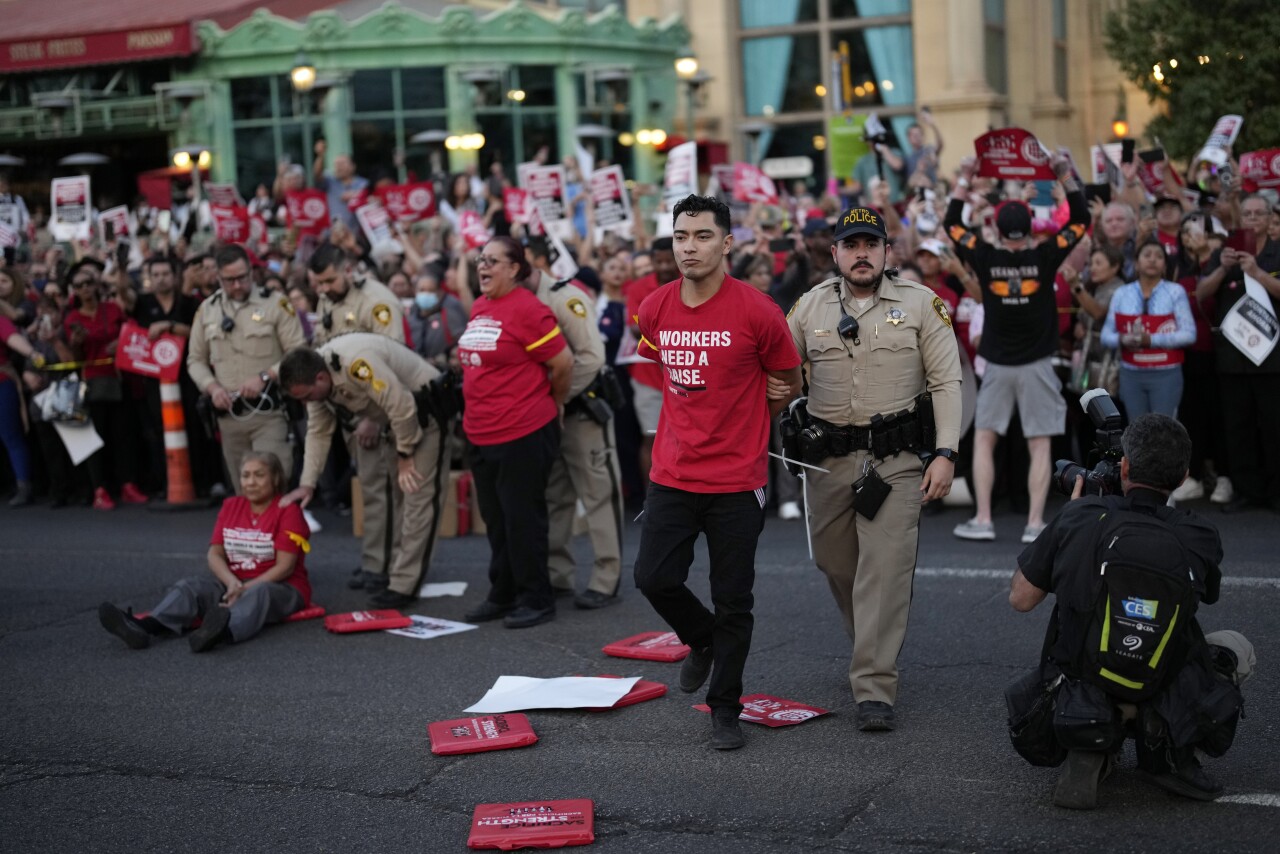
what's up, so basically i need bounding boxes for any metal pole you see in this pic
[685,82,695,143]
[300,94,313,188]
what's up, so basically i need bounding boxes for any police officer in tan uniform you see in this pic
[279,334,449,608]
[785,207,962,732]
[188,244,307,494]
[524,262,624,609]
[308,243,407,593]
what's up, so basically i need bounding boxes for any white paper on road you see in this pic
[418,581,467,598]
[52,420,104,465]
[464,675,641,713]
[385,614,477,640]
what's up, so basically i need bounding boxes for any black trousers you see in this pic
[1219,372,1280,502]
[471,419,560,611]
[1179,351,1228,479]
[633,483,766,713]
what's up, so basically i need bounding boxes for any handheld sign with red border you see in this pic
[211,205,250,244]
[589,165,632,241]
[732,163,779,204]
[458,209,493,250]
[428,713,538,755]
[355,203,394,248]
[503,187,531,224]
[975,128,1056,181]
[115,321,185,383]
[375,182,436,223]
[1194,115,1244,168]
[663,140,698,206]
[602,631,691,662]
[1240,149,1280,191]
[285,189,330,237]
[467,799,595,850]
[51,176,91,242]
[522,164,572,239]
[205,183,242,208]
[693,694,830,727]
[98,205,131,244]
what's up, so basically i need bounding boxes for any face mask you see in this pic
[32,278,47,291]
[267,260,283,274]
[415,292,439,311]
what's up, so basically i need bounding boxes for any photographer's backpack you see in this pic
[1072,506,1200,703]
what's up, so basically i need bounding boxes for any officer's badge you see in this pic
[566,297,587,319]
[345,311,357,324]
[373,304,392,326]
[279,297,295,316]
[349,358,387,392]
[250,311,264,323]
[932,296,953,328]
[886,307,906,326]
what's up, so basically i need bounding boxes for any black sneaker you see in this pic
[464,600,516,622]
[1142,758,1223,801]
[370,589,416,609]
[98,603,151,650]
[188,606,231,653]
[856,701,896,732]
[574,590,621,610]
[710,708,746,750]
[1054,750,1108,809]
[679,646,714,693]
[503,605,556,629]
[346,568,367,590]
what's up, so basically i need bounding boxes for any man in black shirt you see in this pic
[1011,413,1250,809]
[946,153,1088,544]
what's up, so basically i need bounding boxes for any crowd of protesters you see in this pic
[1,113,1279,531]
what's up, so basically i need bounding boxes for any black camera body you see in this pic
[1053,389,1124,497]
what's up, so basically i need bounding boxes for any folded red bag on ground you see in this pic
[693,694,829,727]
[428,713,539,755]
[467,798,594,850]
[323,609,413,633]
[587,675,668,711]
[601,631,690,662]
[285,604,326,623]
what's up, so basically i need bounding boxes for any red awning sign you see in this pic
[1,25,194,73]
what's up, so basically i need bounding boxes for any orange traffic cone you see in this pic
[150,379,199,510]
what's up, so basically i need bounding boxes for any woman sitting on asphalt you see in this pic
[97,452,312,653]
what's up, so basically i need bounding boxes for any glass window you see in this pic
[829,0,911,22]
[827,26,913,113]
[739,0,818,29]
[756,121,828,190]
[1052,0,1068,100]
[742,35,822,116]
[983,0,1007,95]
[230,77,273,121]
[516,66,557,109]
[401,67,446,111]
[476,113,516,180]
[350,118,398,183]
[351,69,395,114]
[234,127,277,196]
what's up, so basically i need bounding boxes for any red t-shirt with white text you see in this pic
[624,273,667,390]
[210,496,312,604]
[459,287,567,446]
[64,301,124,380]
[637,275,800,493]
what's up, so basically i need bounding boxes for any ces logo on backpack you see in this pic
[1122,597,1158,620]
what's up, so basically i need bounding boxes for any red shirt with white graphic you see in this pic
[210,496,311,604]
[459,287,567,446]
[637,275,800,493]
[624,273,668,390]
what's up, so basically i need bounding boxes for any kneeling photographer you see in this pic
[1007,401,1253,810]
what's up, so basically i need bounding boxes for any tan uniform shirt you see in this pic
[299,333,440,488]
[534,271,603,399]
[313,277,405,347]
[188,288,307,394]
[788,275,963,450]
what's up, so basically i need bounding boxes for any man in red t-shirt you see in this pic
[623,237,678,482]
[632,195,802,750]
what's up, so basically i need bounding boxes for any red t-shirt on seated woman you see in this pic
[63,301,124,380]
[210,497,312,604]
[458,286,567,446]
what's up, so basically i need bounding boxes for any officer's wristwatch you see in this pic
[932,448,959,463]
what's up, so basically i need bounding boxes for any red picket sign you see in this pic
[114,321,185,383]
[693,694,829,727]
[601,631,691,662]
[285,189,330,236]
[323,610,413,633]
[459,209,492,250]
[467,799,595,850]
[375,182,437,222]
[586,675,668,711]
[211,204,250,244]
[975,128,1057,181]
[428,713,538,756]
[504,187,531,224]
[732,162,779,204]
[1240,149,1280,191]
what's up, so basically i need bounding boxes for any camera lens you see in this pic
[1053,459,1087,496]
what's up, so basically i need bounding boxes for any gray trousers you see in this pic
[150,575,303,642]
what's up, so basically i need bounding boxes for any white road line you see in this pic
[1219,793,1280,807]
[915,567,1280,589]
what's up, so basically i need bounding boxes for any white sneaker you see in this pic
[953,518,995,541]
[778,501,802,521]
[1210,477,1234,504]
[1021,524,1046,544]
[1171,478,1204,502]
[303,508,322,534]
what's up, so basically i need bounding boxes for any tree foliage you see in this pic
[1104,0,1280,160]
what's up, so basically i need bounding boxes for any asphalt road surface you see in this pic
[2,493,1276,853]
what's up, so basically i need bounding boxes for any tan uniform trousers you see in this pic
[809,449,923,706]
[385,422,450,596]
[346,428,395,579]
[219,411,292,495]
[547,413,624,596]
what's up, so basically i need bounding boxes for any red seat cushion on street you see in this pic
[323,609,413,633]
[284,604,326,623]
[587,676,667,711]
[428,713,538,756]
[601,631,690,662]
[467,798,595,850]
[693,694,829,727]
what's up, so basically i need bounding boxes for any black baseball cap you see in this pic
[1153,195,1182,210]
[802,216,833,237]
[995,201,1032,240]
[833,206,888,242]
